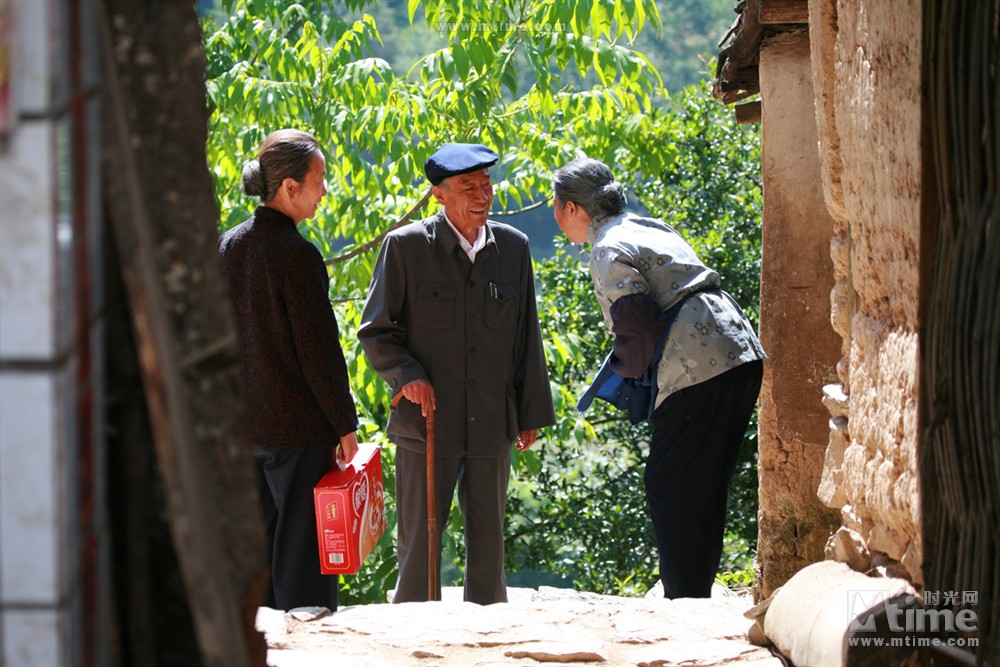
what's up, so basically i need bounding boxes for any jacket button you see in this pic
[468,378,476,387]
[469,346,477,354]
[470,416,476,422]
[468,313,476,322]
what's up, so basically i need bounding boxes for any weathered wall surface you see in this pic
[757,30,842,597]
[808,0,923,583]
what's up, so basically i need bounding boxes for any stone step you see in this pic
[256,587,782,666]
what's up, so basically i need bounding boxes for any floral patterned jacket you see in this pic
[587,212,766,408]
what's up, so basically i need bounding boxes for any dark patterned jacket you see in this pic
[219,206,358,448]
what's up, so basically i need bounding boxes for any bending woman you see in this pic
[552,157,765,599]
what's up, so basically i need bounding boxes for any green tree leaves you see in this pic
[204,0,663,268]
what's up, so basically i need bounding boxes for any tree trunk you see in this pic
[99,1,268,664]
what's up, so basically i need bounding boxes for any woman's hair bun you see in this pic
[594,180,626,214]
[241,159,267,198]
[599,181,623,198]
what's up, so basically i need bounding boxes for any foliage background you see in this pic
[201,0,761,604]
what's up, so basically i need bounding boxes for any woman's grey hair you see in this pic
[552,157,627,222]
[241,129,322,201]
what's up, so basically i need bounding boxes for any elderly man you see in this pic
[359,143,555,604]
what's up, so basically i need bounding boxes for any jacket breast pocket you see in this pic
[416,281,456,328]
[485,283,516,329]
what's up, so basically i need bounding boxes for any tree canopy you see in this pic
[205,0,662,266]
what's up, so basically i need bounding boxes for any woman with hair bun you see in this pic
[219,129,359,611]
[552,157,765,599]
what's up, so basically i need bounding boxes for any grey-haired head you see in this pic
[552,158,626,223]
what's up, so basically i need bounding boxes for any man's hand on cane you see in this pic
[400,378,436,416]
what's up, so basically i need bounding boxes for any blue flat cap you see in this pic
[424,143,499,185]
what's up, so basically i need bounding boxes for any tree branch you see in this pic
[324,188,432,265]
[331,295,367,304]
[324,190,554,266]
[491,198,549,217]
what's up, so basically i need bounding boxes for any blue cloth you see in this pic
[577,349,663,424]
[578,298,684,424]
[424,143,499,184]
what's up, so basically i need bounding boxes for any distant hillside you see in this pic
[352,0,734,92]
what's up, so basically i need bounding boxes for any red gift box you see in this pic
[313,443,385,575]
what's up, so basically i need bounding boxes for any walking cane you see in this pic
[389,391,438,600]
[425,408,438,601]
[392,391,439,601]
